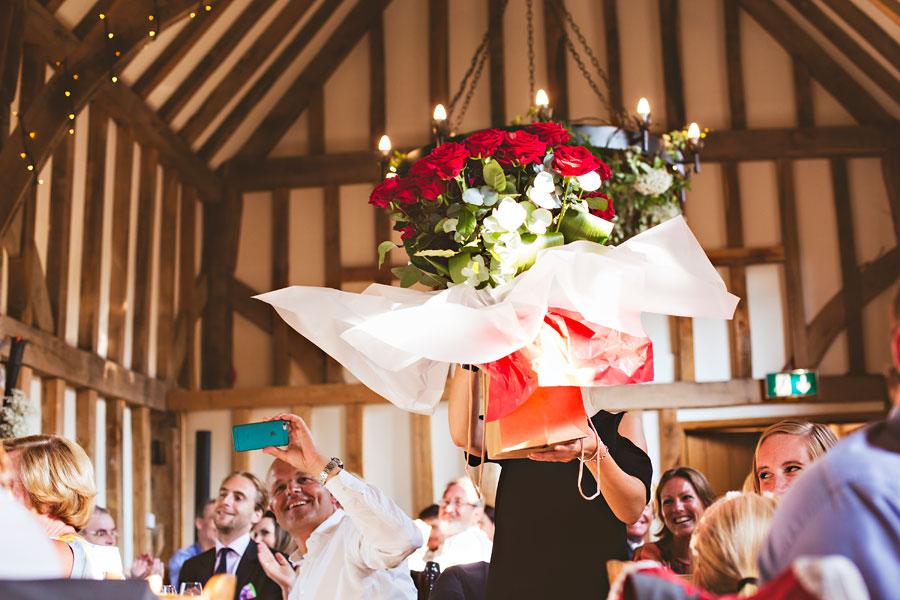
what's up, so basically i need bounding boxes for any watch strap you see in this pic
[318,457,343,486]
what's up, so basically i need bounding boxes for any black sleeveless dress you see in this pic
[472,410,652,599]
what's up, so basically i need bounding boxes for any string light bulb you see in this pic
[148,15,154,20]
[64,90,71,97]
[68,128,75,135]
[190,11,196,18]
[99,13,106,19]
[149,30,156,37]
[72,74,78,80]
[19,153,26,159]
[28,132,35,139]
[111,75,118,83]
[108,32,114,39]
[27,165,34,171]
[205,4,212,10]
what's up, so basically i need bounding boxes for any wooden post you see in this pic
[133,146,159,374]
[75,389,98,465]
[107,125,133,364]
[488,0,506,127]
[291,405,313,431]
[428,0,448,112]
[151,410,183,564]
[777,158,810,367]
[658,0,686,129]
[543,0,569,121]
[344,405,364,477]
[231,408,252,473]
[106,399,126,540]
[132,406,151,556]
[410,413,434,513]
[47,132,74,340]
[41,377,65,436]
[602,0,624,120]
[658,408,682,470]
[272,188,291,385]
[178,187,198,390]
[157,169,179,381]
[670,317,695,381]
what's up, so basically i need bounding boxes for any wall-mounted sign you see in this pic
[765,370,818,398]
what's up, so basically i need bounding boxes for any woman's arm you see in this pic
[446,367,483,456]
[529,412,649,524]
[51,539,74,577]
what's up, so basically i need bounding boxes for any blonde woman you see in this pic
[4,435,97,578]
[752,420,838,497]
[691,492,776,596]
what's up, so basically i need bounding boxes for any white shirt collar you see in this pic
[216,532,252,558]
[289,509,345,564]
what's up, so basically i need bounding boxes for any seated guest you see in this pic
[479,505,494,542]
[410,478,492,571]
[4,435,97,578]
[82,506,164,579]
[252,510,296,556]
[415,503,444,555]
[632,466,715,574]
[626,503,653,555]
[692,492,775,596]
[179,472,282,600]
[169,499,217,587]
[429,561,489,600]
[752,420,838,498]
[262,413,421,599]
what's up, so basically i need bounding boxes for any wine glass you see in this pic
[180,582,203,596]
[161,585,177,596]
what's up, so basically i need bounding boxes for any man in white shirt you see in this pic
[410,478,493,570]
[263,413,422,599]
[179,472,282,600]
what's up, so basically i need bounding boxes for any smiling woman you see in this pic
[751,420,838,498]
[632,466,715,574]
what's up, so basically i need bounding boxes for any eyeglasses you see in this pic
[439,499,477,509]
[86,529,118,538]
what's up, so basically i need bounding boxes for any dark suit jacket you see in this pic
[178,541,282,600]
[429,562,489,600]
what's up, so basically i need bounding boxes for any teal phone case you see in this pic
[232,420,289,452]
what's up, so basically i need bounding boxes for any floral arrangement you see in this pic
[370,122,616,288]
[571,127,700,244]
[0,389,35,439]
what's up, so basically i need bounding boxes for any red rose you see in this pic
[526,122,570,147]
[393,177,420,205]
[409,158,435,176]
[552,145,606,177]
[399,225,417,240]
[499,130,548,165]
[422,142,469,180]
[413,174,445,201]
[466,129,508,158]
[586,190,615,221]
[369,177,399,208]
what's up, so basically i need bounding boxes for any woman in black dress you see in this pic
[448,369,652,598]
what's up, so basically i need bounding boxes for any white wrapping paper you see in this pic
[255,216,739,415]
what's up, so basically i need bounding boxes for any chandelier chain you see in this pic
[527,0,535,105]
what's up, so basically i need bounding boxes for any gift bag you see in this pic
[485,385,591,460]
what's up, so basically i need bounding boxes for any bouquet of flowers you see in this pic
[370,122,618,289]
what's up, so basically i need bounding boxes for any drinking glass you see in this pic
[161,585,178,595]
[180,582,203,596]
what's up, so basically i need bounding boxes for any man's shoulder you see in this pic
[181,547,215,569]
[172,543,203,561]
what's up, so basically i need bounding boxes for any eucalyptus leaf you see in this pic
[377,241,400,268]
[483,160,506,192]
[559,209,614,244]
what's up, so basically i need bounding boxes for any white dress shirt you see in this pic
[408,526,492,571]
[214,532,252,575]
[288,470,422,599]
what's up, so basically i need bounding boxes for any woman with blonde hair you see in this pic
[4,434,97,578]
[752,419,838,497]
[691,492,776,596]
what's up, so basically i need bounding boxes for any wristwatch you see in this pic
[318,457,343,485]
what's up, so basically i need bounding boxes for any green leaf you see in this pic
[414,248,457,258]
[377,241,400,268]
[418,272,447,288]
[457,209,476,237]
[559,209,614,245]
[448,252,473,285]
[510,232,565,273]
[585,194,609,212]
[483,160,506,192]
[392,265,422,288]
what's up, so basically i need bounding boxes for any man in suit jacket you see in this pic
[180,472,282,600]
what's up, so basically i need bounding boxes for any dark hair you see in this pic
[196,497,215,519]
[259,510,296,555]
[418,503,440,521]
[654,467,716,545]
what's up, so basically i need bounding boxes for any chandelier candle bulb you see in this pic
[432,104,449,146]
[535,89,552,122]
[687,122,702,173]
[637,98,651,152]
[378,135,392,178]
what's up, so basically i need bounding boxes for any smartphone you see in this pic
[232,420,289,452]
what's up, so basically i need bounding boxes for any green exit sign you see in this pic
[765,370,818,398]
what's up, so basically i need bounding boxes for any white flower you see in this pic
[634,167,673,196]
[527,187,557,209]
[576,170,602,192]
[533,170,555,192]
[463,187,484,206]
[461,254,490,285]
[493,198,527,231]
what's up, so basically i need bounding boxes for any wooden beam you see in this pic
[871,0,900,29]
[107,124,133,364]
[671,316,695,381]
[75,389,98,465]
[602,0,624,121]
[179,0,315,145]
[657,408,682,470]
[291,404,313,431]
[369,10,386,149]
[150,410,182,565]
[830,158,865,373]
[488,0,506,127]
[157,169,179,381]
[177,187,198,389]
[197,0,342,162]
[428,0,448,111]
[132,405,151,555]
[272,189,291,385]
[701,126,900,161]
[737,0,892,125]
[722,161,752,379]
[308,88,325,155]
[543,0,569,122]
[342,264,398,284]
[821,0,900,73]
[78,103,108,352]
[231,409,252,473]
[0,315,169,409]
[105,398,125,547]
[881,151,900,242]
[221,152,380,191]
[344,404,363,477]
[409,413,434,513]
[792,58,815,128]
[132,145,158,375]
[723,0,746,130]
[776,158,809,367]
[133,0,235,96]
[46,132,73,339]
[324,184,343,383]
[0,0,25,149]
[789,0,900,103]
[41,377,65,436]
[168,383,390,411]
[158,0,271,122]
[658,0,686,129]
[236,0,392,159]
